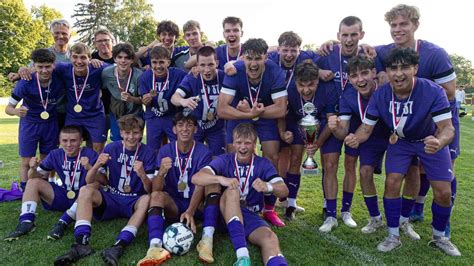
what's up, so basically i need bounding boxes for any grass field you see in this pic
[0,105,473,265]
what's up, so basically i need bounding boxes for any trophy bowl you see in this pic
[298,102,320,175]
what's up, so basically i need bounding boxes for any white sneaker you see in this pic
[361,216,384,234]
[341,212,357,228]
[319,217,338,233]
[400,221,420,240]
[377,234,402,252]
[428,235,461,256]
[277,200,305,213]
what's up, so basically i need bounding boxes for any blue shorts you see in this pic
[344,144,359,157]
[195,126,226,156]
[19,119,58,157]
[385,139,453,182]
[359,137,388,167]
[41,183,76,212]
[93,189,141,220]
[321,135,343,155]
[226,118,279,144]
[168,196,203,221]
[241,208,269,237]
[66,115,107,143]
[146,116,176,151]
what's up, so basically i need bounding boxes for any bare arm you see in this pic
[192,168,239,189]
[260,96,287,119]
[424,119,455,154]
[345,122,375,149]
[217,93,255,120]
[439,79,456,102]
[328,115,350,140]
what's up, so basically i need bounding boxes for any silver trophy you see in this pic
[299,102,320,175]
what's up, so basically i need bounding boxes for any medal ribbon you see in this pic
[36,73,50,111]
[200,72,219,116]
[63,148,81,190]
[122,142,141,185]
[115,67,133,93]
[226,45,241,63]
[234,154,254,196]
[391,78,415,133]
[358,83,378,120]
[72,66,89,104]
[175,141,195,182]
[339,44,360,91]
[152,71,169,93]
[246,75,263,107]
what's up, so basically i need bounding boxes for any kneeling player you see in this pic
[4,126,97,241]
[138,113,220,265]
[54,115,156,265]
[193,123,289,265]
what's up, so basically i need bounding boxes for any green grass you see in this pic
[1,108,473,265]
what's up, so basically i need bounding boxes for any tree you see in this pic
[303,43,318,52]
[72,1,118,45]
[31,5,63,49]
[128,16,158,49]
[450,54,474,86]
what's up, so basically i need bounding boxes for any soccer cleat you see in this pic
[459,111,467,118]
[319,217,338,233]
[361,216,384,234]
[445,223,451,239]
[47,221,68,240]
[4,222,35,241]
[428,235,461,256]
[233,256,251,266]
[408,210,424,223]
[100,245,124,266]
[54,243,94,265]
[263,210,285,227]
[197,237,214,263]
[341,212,357,228]
[400,221,421,240]
[276,199,305,212]
[284,206,296,221]
[377,235,402,252]
[137,246,171,266]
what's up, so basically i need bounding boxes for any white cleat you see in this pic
[428,235,461,256]
[319,217,338,233]
[400,221,421,240]
[341,212,357,228]
[361,216,384,234]
[377,234,402,252]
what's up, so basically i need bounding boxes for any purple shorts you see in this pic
[66,115,107,143]
[41,182,76,212]
[19,119,58,157]
[449,102,460,160]
[169,196,203,221]
[146,116,176,151]
[241,208,269,237]
[93,189,141,220]
[359,137,388,167]
[321,134,343,155]
[385,139,453,182]
[226,118,279,144]
[195,126,226,156]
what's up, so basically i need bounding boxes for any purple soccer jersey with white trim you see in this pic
[206,153,283,213]
[139,46,189,68]
[268,50,321,80]
[215,45,241,70]
[100,141,156,197]
[364,78,451,140]
[157,141,212,200]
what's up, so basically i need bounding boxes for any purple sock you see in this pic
[147,207,164,244]
[451,176,457,204]
[267,255,288,266]
[264,195,276,209]
[326,199,337,218]
[384,197,401,228]
[227,218,247,251]
[431,201,452,232]
[74,223,91,245]
[203,193,220,228]
[341,191,353,212]
[286,172,301,199]
[116,228,136,247]
[59,212,74,225]
[401,197,415,218]
[364,195,380,217]
[19,213,35,223]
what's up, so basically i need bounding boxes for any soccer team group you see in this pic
[3,3,462,265]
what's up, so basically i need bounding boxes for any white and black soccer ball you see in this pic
[163,222,194,255]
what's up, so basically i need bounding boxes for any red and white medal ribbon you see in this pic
[122,142,141,186]
[200,71,219,113]
[234,154,254,198]
[115,67,132,93]
[72,66,89,105]
[63,148,81,190]
[36,73,50,112]
[226,45,241,63]
[246,75,263,107]
[152,71,169,93]
[391,78,415,134]
[175,141,195,183]
[339,44,360,91]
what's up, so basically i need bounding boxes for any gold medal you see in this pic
[67,190,76,199]
[207,111,215,121]
[178,181,187,191]
[389,133,398,145]
[74,104,82,113]
[123,185,132,193]
[40,111,49,120]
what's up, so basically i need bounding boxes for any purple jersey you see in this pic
[221,60,287,108]
[100,141,156,197]
[158,141,212,200]
[315,45,364,97]
[364,78,451,140]
[10,72,64,123]
[176,70,225,131]
[140,46,189,67]
[206,154,283,213]
[38,147,98,192]
[139,67,186,120]
[55,62,108,119]
[215,45,242,70]
[268,50,321,85]
[339,86,391,138]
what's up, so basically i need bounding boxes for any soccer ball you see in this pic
[163,222,194,255]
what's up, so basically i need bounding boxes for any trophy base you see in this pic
[301,167,320,175]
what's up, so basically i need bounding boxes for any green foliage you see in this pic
[127,16,157,49]
[72,1,118,45]
[0,74,14,97]
[31,5,63,49]
[302,43,318,52]
[215,40,226,46]
[450,54,474,86]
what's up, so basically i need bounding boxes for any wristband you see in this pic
[264,182,273,195]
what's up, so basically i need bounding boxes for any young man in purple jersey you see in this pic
[345,48,460,256]
[193,123,289,266]
[5,49,64,191]
[376,4,458,237]
[215,16,244,70]
[172,46,226,157]
[4,126,97,241]
[138,113,220,265]
[54,115,156,265]
[140,46,187,153]
[328,54,390,234]
[218,38,288,227]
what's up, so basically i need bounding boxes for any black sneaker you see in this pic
[54,243,93,266]
[285,206,296,221]
[100,245,124,266]
[459,111,467,118]
[4,222,35,241]
[48,221,68,240]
